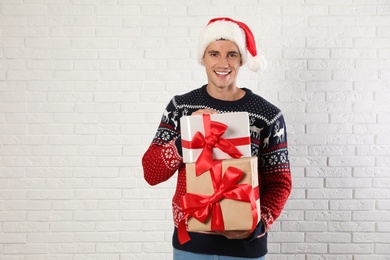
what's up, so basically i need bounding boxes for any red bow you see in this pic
[178,161,259,244]
[182,114,248,175]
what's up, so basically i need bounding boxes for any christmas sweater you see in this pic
[142,85,292,258]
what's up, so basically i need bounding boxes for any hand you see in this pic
[191,109,218,116]
[216,230,250,239]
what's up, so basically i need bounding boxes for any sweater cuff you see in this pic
[245,218,266,242]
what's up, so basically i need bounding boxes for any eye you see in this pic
[228,53,238,59]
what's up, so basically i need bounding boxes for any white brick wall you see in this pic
[0,0,389,259]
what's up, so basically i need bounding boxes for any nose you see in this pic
[217,56,229,68]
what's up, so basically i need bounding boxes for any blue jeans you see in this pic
[173,248,265,260]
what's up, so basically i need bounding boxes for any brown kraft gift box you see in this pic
[185,156,260,232]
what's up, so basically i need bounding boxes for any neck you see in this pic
[206,84,245,101]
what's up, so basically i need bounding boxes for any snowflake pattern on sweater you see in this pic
[142,85,292,258]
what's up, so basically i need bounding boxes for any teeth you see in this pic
[216,71,230,75]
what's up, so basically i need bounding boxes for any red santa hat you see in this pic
[198,17,267,72]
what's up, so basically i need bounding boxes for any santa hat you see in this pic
[198,17,267,72]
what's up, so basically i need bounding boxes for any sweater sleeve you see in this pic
[142,100,183,186]
[258,113,292,231]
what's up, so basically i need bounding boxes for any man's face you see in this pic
[202,40,242,90]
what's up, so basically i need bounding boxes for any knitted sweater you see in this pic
[142,85,292,258]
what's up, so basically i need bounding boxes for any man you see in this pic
[142,17,292,259]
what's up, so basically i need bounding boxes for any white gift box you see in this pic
[180,112,251,164]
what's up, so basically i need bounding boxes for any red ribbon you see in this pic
[181,114,250,175]
[178,161,259,244]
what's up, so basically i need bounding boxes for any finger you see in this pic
[191,109,218,115]
[217,231,250,239]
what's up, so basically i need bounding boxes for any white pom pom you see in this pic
[247,53,267,72]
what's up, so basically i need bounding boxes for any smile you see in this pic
[215,71,231,76]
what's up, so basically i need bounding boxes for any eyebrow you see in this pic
[207,50,240,55]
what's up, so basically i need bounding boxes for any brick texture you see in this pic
[0,1,389,259]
